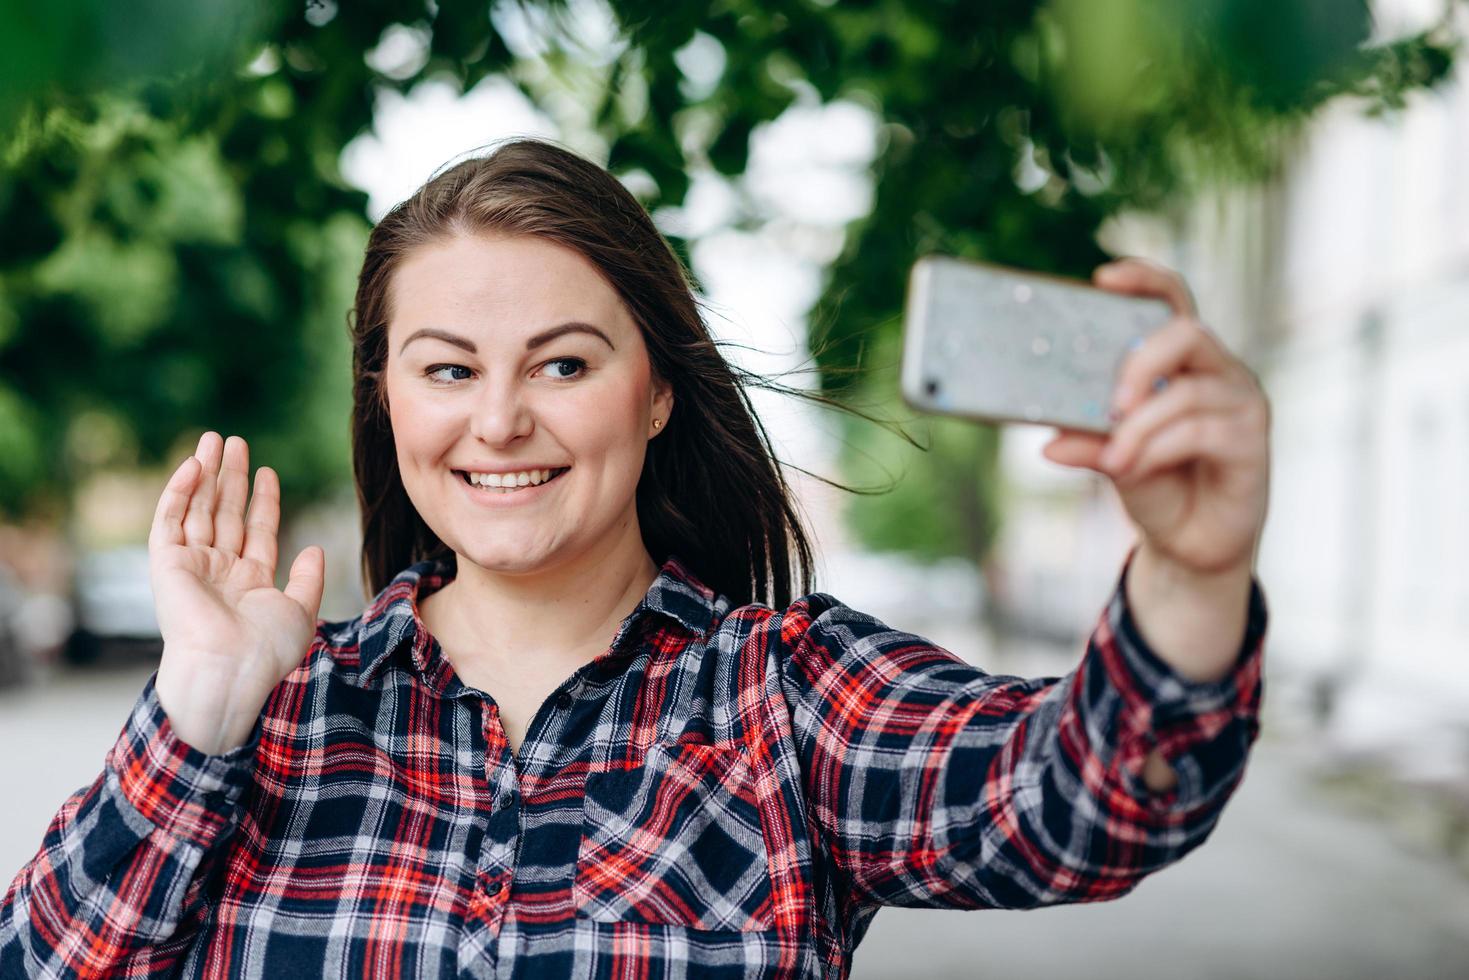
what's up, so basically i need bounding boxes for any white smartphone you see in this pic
[899,254,1173,433]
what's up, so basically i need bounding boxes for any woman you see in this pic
[1,139,1269,979]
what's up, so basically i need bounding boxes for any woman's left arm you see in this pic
[1043,258,1272,792]
[773,259,1268,918]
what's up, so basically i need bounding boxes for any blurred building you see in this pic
[995,36,1469,788]
[1251,72,1469,778]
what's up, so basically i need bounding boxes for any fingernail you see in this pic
[1152,376,1169,393]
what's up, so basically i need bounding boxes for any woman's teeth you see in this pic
[461,467,568,493]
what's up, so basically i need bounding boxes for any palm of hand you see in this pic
[153,545,314,684]
[149,432,326,746]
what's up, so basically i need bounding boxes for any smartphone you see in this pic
[899,254,1173,432]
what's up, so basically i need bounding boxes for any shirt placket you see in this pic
[444,689,516,980]
[441,602,649,978]
[464,677,588,980]
[476,698,521,917]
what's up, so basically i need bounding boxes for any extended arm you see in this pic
[1130,545,1255,793]
[777,569,1266,919]
[0,676,259,978]
[1044,259,1274,796]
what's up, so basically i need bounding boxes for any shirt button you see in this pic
[554,692,572,710]
[484,878,503,896]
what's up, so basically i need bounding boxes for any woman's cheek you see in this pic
[396,390,466,441]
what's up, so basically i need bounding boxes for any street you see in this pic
[4,659,1468,979]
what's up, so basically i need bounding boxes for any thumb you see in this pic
[1043,429,1108,471]
[283,545,326,621]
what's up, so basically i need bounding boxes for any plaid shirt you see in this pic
[3,552,1266,979]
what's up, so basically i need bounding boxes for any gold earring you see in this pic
[652,419,663,430]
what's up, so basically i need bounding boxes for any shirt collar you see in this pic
[350,552,720,687]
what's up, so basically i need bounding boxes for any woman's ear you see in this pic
[650,374,674,436]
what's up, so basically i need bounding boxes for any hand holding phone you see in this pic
[899,255,1172,432]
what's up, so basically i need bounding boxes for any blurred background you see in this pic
[2,0,1468,976]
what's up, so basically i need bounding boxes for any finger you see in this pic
[283,545,326,621]
[1112,410,1260,488]
[1041,429,1108,472]
[1113,316,1242,416]
[213,436,250,557]
[149,456,202,552]
[183,431,224,547]
[1099,376,1248,475]
[242,466,281,573]
[1093,258,1197,316]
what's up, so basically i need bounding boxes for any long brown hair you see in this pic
[349,137,888,610]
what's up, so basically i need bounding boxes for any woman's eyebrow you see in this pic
[399,328,476,355]
[397,322,616,355]
[526,322,615,351]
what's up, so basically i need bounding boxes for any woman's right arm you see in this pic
[0,432,324,977]
[0,676,260,978]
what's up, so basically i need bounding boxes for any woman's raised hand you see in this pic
[1042,259,1271,578]
[150,432,325,755]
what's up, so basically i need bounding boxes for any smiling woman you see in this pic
[378,233,670,604]
[1,138,1270,980]
[349,142,821,615]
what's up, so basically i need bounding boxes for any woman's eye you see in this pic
[541,357,586,380]
[426,364,473,383]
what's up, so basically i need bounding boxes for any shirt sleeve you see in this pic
[0,671,259,978]
[777,556,1267,913]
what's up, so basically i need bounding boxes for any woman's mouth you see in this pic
[454,466,571,495]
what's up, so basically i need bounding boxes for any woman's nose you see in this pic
[468,381,534,445]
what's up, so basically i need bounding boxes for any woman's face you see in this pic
[383,232,673,577]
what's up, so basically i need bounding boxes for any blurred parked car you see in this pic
[0,566,27,688]
[65,545,162,665]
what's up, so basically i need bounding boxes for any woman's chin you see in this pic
[453,544,561,577]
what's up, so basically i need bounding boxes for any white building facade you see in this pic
[996,29,1469,775]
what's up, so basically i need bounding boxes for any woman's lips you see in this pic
[453,466,570,497]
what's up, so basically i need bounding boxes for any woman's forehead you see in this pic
[388,234,635,346]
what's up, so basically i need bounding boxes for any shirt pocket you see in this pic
[573,737,777,932]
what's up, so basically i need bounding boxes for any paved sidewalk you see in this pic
[1,661,162,879]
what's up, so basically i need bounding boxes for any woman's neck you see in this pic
[422,534,661,672]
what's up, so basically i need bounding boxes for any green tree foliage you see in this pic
[0,2,373,518]
[0,96,367,519]
[596,0,1458,569]
[0,0,1459,571]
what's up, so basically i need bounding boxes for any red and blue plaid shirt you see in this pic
[3,552,1266,979]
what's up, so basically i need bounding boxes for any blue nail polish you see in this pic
[1126,337,1145,351]
[1152,376,1169,393]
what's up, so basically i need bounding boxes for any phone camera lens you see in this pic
[925,379,940,397]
